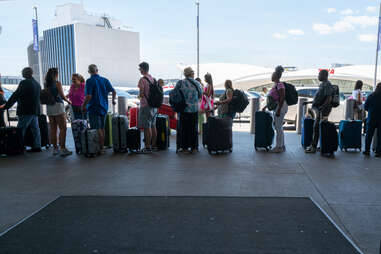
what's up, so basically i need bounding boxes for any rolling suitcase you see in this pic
[204,116,233,154]
[0,126,24,156]
[202,122,208,148]
[373,130,378,152]
[156,114,170,150]
[301,118,314,149]
[176,113,199,153]
[104,113,113,148]
[24,115,50,149]
[112,115,129,153]
[81,129,100,157]
[320,120,338,157]
[129,107,139,128]
[127,128,141,152]
[339,120,362,151]
[254,111,274,151]
[71,119,87,154]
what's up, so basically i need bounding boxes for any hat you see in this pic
[183,67,194,77]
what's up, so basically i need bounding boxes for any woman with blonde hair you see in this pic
[215,80,235,119]
[67,73,85,120]
[201,73,214,118]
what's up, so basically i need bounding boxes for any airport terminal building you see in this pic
[28,3,140,87]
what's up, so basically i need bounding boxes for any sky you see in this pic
[0,0,381,79]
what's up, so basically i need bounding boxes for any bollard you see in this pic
[118,96,127,116]
[250,97,260,134]
[344,99,355,120]
[296,97,308,134]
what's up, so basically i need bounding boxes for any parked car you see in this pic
[284,87,346,127]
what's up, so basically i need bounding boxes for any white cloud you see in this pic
[327,8,336,14]
[313,15,378,34]
[366,6,377,13]
[340,9,354,15]
[358,34,377,42]
[272,33,286,39]
[288,29,304,36]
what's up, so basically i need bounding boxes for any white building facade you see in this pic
[28,3,140,86]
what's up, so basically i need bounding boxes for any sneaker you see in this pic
[60,148,73,157]
[139,148,152,154]
[305,146,317,154]
[269,147,282,153]
[28,148,42,153]
[363,151,370,156]
[53,148,60,156]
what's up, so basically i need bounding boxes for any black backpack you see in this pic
[229,90,249,113]
[144,77,163,108]
[169,81,186,113]
[283,82,298,106]
[331,85,340,108]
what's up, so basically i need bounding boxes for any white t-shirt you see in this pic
[351,89,363,103]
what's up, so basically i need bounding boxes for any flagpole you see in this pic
[374,3,381,90]
[196,1,200,78]
[33,7,44,87]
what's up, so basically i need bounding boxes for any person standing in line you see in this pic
[0,78,5,127]
[67,73,85,120]
[45,68,72,156]
[158,79,165,88]
[0,67,42,152]
[176,67,202,153]
[82,64,116,155]
[305,69,334,153]
[352,80,365,121]
[215,80,235,119]
[201,73,214,118]
[363,83,381,157]
[267,66,288,153]
[196,77,205,135]
[137,62,157,153]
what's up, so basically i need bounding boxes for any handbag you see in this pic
[266,95,278,111]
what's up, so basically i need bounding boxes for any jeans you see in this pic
[311,106,332,148]
[365,120,381,153]
[273,102,288,148]
[18,115,41,148]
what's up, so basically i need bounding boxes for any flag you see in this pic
[32,19,39,51]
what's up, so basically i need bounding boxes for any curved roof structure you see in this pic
[179,63,380,92]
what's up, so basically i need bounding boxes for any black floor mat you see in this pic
[0,196,361,254]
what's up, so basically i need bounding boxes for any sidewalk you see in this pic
[0,125,380,253]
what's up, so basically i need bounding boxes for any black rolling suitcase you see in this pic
[24,115,50,149]
[176,112,198,153]
[254,111,274,151]
[203,116,232,154]
[127,128,141,152]
[202,122,208,148]
[320,120,338,157]
[156,114,170,150]
[0,126,24,156]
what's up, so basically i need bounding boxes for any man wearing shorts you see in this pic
[82,64,116,154]
[138,62,157,153]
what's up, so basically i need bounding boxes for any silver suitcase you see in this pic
[81,129,100,157]
[112,115,129,152]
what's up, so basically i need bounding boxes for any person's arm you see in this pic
[0,83,22,109]
[217,89,233,105]
[66,85,73,101]
[276,87,285,116]
[138,78,145,99]
[57,81,71,104]
[82,81,92,113]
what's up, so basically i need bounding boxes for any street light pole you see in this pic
[196,1,200,78]
[33,6,44,87]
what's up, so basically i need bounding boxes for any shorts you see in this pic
[89,113,106,129]
[47,102,65,116]
[138,106,157,129]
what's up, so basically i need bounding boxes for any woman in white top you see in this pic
[352,80,365,120]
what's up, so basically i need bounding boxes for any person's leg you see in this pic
[17,115,31,141]
[364,120,375,154]
[98,114,106,150]
[191,112,199,151]
[151,109,157,148]
[49,116,59,153]
[30,115,41,149]
[278,104,288,150]
[56,114,67,150]
[375,122,381,155]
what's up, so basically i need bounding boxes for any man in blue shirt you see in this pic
[82,64,116,154]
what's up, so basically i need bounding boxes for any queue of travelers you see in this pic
[0,63,380,158]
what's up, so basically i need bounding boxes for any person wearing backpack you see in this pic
[137,62,158,153]
[215,80,235,119]
[363,83,381,157]
[0,79,5,127]
[175,67,202,153]
[0,67,42,152]
[305,69,334,153]
[266,66,288,153]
